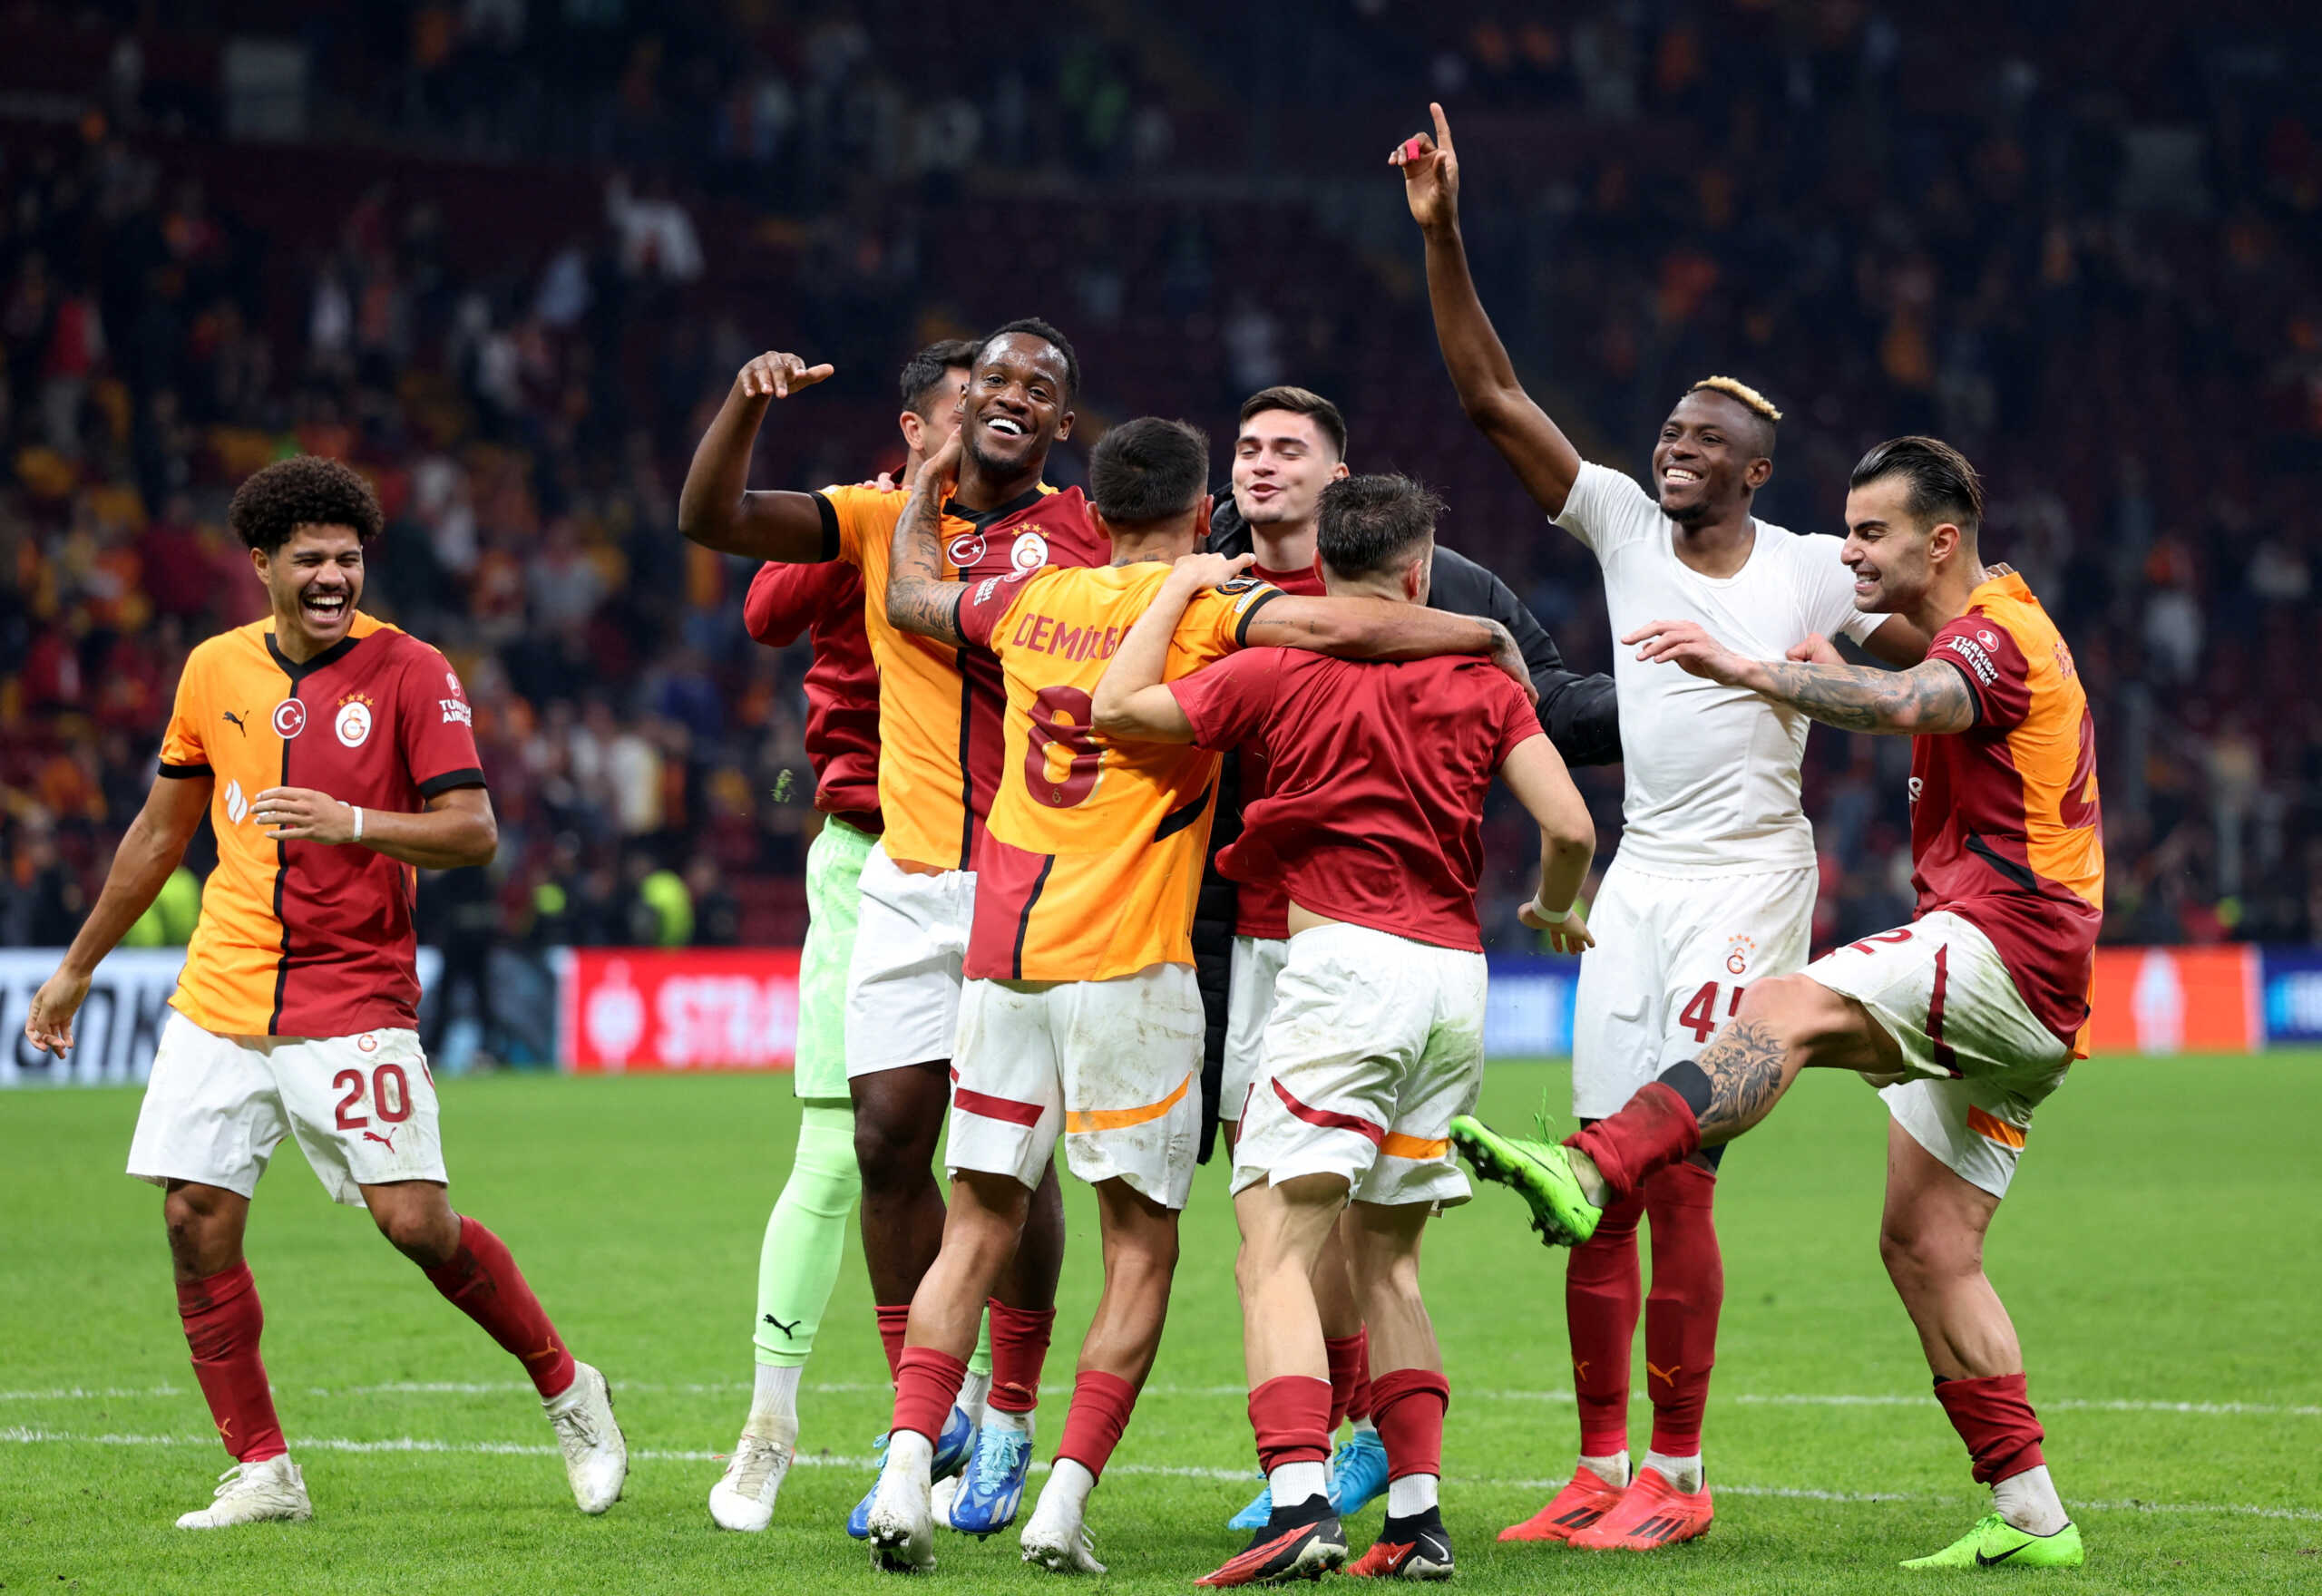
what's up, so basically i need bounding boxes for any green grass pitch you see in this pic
[4,1056,2317,1594]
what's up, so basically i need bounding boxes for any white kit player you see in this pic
[1397,104,1928,1549]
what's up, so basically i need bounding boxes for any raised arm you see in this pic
[1497,733,1597,956]
[1244,595,1534,700]
[676,350,839,563]
[24,770,211,1057]
[885,425,971,644]
[1394,103,1584,518]
[1091,553,1254,742]
[1627,618,1975,735]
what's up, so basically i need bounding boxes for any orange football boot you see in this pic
[1566,1465,1712,1550]
[1497,1466,1625,1543]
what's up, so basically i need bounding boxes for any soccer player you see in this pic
[1093,472,1599,1585]
[859,418,1528,1574]
[678,321,1097,1537]
[708,337,980,1532]
[1396,102,1928,1549]
[1455,437,2098,1570]
[1205,386,1622,1533]
[22,457,626,1528]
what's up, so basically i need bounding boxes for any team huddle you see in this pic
[24,106,2102,1578]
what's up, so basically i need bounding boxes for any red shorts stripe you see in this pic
[954,1085,1046,1128]
[1271,1077,1385,1149]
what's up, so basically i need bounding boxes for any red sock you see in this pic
[1247,1374,1332,1471]
[986,1299,1055,1414]
[1056,1369,1139,1480]
[875,1305,912,1383]
[1369,1367,1450,1480]
[421,1216,576,1399]
[1644,1161,1722,1456]
[1324,1331,1367,1430]
[1565,1186,1644,1456]
[1566,1083,1700,1201]
[177,1263,287,1463]
[892,1346,969,1443]
[1934,1373,2046,1484]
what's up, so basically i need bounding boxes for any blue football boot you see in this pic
[944,1418,1032,1536]
[1329,1427,1391,1516]
[845,1404,977,1538]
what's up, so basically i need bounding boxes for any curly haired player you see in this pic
[24,456,626,1529]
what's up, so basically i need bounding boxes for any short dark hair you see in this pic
[979,316,1080,400]
[229,456,384,555]
[1088,417,1211,526]
[898,337,981,418]
[1238,385,1348,460]
[1318,473,1443,579]
[1851,435,1984,536]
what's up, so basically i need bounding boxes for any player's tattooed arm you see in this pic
[1091,553,1254,742]
[884,429,971,644]
[1625,618,1974,735]
[676,351,836,563]
[1392,102,1583,518]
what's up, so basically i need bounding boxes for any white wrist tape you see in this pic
[351,805,365,842]
[1531,898,1570,925]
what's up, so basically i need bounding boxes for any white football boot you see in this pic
[930,1473,962,1531]
[543,1362,628,1513]
[709,1426,796,1532]
[1021,1491,1107,1575]
[174,1455,311,1529]
[864,1440,937,1573]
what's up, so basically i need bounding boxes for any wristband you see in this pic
[1530,898,1570,925]
[350,805,365,842]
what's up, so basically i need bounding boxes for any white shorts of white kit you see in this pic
[1803,910,2073,1200]
[127,1011,446,1208]
[946,962,1203,1210]
[844,843,977,1078]
[1571,859,1819,1119]
[1230,923,1488,1210]
[1221,935,1291,1131]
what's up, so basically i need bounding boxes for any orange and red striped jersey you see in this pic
[157,613,487,1037]
[1914,571,2105,1048]
[814,483,1107,871]
[955,563,1282,981]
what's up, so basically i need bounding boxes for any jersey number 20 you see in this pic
[1026,686,1102,808]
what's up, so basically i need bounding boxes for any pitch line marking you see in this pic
[2,1426,2317,1523]
[5,1382,2317,1419]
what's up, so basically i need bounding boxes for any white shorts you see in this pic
[844,844,976,1078]
[1230,924,1488,1210]
[127,1011,446,1208]
[946,963,1203,1209]
[1571,861,1819,1119]
[1803,910,2073,1199]
[1221,935,1290,1129]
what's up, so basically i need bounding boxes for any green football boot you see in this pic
[1448,1114,1602,1246]
[1901,1513,2084,1569]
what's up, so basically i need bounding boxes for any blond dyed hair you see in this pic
[1688,375,1782,423]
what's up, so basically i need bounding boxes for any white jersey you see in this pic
[1557,461,1884,876]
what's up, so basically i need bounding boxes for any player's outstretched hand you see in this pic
[253,786,357,844]
[736,351,834,401]
[1169,551,1256,590]
[24,968,89,1058]
[1521,898,1595,955]
[1624,618,1749,686]
[1787,632,1843,666]
[1390,102,1460,233]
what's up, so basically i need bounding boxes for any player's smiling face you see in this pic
[256,523,366,654]
[1840,475,1936,612]
[1234,410,1349,529]
[963,334,1074,477]
[1651,391,1770,526]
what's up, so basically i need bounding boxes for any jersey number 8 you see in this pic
[1025,686,1103,808]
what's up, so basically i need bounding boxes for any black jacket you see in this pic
[1189,498,1621,1160]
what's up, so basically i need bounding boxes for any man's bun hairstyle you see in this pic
[229,456,385,556]
[1851,435,1985,537]
[1088,417,1210,527]
[1318,473,1443,579]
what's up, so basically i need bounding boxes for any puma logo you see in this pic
[1571,1358,1590,1380]
[522,1338,562,1365]
[1647,1361,1682,1385]
[361,1128,398,1153]
[762,1314,803,1339]
[222,709,249,736]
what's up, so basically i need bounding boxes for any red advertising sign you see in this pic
[2085,945,2259,1056]
[561,948,802,1072]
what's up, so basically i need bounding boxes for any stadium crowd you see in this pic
[4,0,2318,971]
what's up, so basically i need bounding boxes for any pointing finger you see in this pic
[799,363,835,386]
[1429,101,1453,155]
